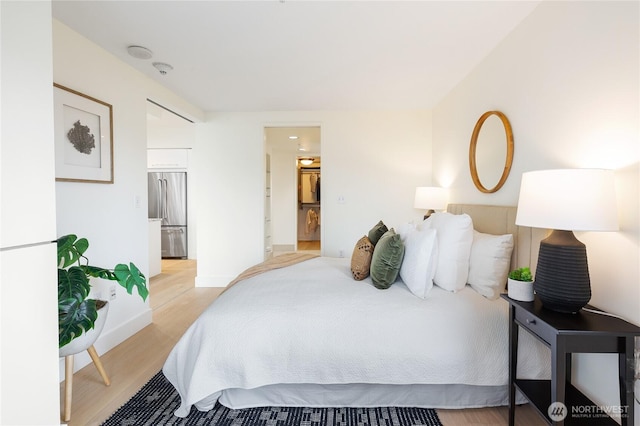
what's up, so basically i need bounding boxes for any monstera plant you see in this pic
[57,234,148,348]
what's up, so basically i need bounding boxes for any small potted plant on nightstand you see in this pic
[507,266,534,302]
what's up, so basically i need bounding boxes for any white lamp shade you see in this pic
[414,187,448,210]
[515,169,618,231]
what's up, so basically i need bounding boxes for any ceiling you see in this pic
[265,126,321,157]
[52,1,541,113]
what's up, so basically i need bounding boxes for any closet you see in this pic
[298,166,320,243]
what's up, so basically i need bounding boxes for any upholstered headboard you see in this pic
[447,204,548,273]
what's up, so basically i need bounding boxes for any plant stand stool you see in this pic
[63,345,110,422]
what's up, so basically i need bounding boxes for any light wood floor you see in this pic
[61,258,545,426]
[298,240,320,251]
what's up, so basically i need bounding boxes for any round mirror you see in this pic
[469,111,514,193]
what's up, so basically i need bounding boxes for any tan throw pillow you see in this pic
[351,235,374,280]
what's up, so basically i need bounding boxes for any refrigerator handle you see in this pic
[163,178,169,220]
[157,179,163,219]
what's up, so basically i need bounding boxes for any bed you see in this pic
[163,204,551,417]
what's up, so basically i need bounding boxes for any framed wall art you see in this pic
[53,83,113,183]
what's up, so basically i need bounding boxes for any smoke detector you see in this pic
[153,62,173,75]
[127,45,153,60]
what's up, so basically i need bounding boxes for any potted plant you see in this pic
[58,234,149,421]
[507,266,534,302]
[58,234,149,349]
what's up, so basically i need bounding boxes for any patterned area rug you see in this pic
[101,371,443,425]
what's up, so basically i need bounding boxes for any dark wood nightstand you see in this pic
[502,294,640,426]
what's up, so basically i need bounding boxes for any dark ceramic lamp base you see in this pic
[533,230,591,314]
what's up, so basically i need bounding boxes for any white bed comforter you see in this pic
[163,257,549,417]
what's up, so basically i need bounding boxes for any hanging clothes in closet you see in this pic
[309,172,321,202]
[305,208,318,234]
[301,170,321,204]
[310,173,317,196]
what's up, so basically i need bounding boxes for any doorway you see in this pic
[297,159,321,252]
[146,100,196,307]
[264,126,321,256]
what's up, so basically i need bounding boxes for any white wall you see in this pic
[433,0,639,416]
[52,20,203,376]
[0,2,60,424]
[195,110,432,286]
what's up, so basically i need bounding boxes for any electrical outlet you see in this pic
[338,248,345,258]
[109,284,117,300]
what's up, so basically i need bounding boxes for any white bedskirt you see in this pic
[164,257,550,417]
[219,383,532,410]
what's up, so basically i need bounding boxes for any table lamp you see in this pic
[515,169,618,313]
[414,187,448,219]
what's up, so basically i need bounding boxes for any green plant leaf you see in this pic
[59,298,97,347]
[57,234,149,347]
[113,263,148,301]
[82,265,116,281]
[508,266,532,281]
[58,266,91,303]
[57,234,89,268]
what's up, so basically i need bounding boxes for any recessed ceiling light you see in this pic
[127,45,153,60]
[297,145,306,151]
[289,135,298,140]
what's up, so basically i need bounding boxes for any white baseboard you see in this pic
[58,307,152,382]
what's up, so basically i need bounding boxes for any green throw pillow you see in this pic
[370,229,405,289]
[368,220,388,246]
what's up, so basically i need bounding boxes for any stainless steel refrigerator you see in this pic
[148,171,187,258]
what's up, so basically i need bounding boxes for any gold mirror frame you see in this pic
[469,110,514,193]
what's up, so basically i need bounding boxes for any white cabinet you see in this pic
[147,148,188,169]
[1,243,59,424]
[1,3,56,247]
[148,219,162,277]
[1,3,60,423]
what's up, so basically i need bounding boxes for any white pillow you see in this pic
[468,230,514,300]
[399,226,438,299]
[396,222,417,241]
[420,212,473,292]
